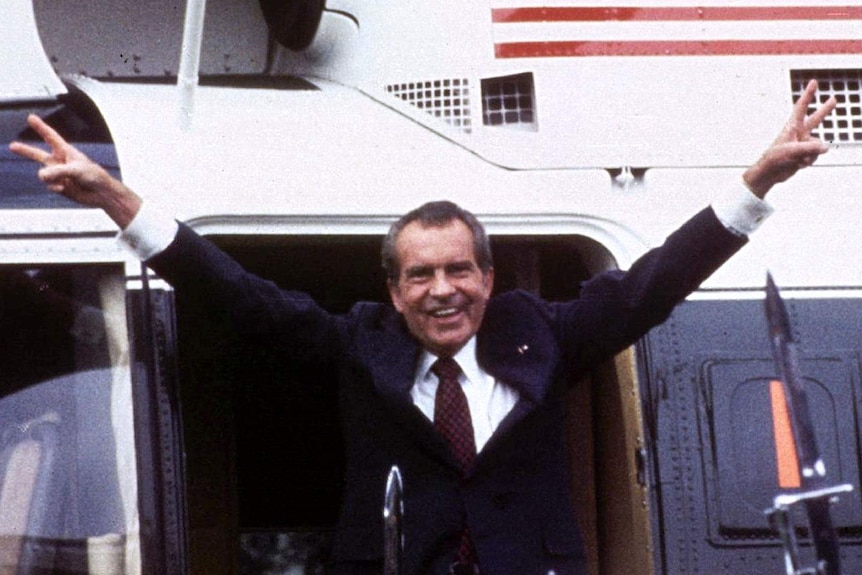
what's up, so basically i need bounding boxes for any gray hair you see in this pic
[381,201,493,282]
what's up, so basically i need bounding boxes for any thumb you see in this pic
[39,161,104,189]
[38,164,75,185]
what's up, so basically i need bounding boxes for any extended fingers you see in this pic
[791,79,819,125]
[8,141,52,164]
[26,114,69,152]
[787,80,837,141]
[8,115,70,165]
[804,94,838,133]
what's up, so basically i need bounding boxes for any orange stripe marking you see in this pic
[770,380,801,489]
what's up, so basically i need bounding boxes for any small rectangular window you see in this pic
[481,72,537,131]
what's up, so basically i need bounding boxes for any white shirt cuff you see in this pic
[711,183,775,237]
[116,202,179,261]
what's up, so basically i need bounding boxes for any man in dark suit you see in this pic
[11,81,835,575]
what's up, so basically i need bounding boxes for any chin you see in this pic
[431,338,469,356]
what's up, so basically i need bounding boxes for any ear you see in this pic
[483,267,495,297]
[388,279,405,313]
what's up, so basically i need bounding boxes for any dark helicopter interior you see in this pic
[171,231,648,575]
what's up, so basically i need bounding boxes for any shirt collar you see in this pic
[417,336,483,385]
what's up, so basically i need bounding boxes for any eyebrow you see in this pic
[404,260,476,277]
[404,265,434,278]
[446,261,476,272]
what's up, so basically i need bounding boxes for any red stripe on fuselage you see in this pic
[492,6,862,23]
[494,39,862,57]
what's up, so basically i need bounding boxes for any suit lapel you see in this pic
[362,311,458,467]
[477,292,559,404]
[364,313,417,403]
[475,292,561,451]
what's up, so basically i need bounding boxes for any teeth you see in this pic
[432,308,458,318]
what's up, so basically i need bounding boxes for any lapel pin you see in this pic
[517,344,529,355]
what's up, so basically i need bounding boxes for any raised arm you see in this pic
[743,79,837,198]
[8,114,142,228]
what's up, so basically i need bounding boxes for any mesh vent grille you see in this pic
[481,73,537,130]
[791,69,862,144]
[386,79,472,133]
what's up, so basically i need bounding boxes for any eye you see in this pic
[404,266,433,284]
[447,262,475,277]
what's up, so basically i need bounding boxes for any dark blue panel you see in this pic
[0,143,120,209]
[639,297,862,575]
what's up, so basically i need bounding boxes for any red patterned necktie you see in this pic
[432,357,476,472]
[431,357,478,570]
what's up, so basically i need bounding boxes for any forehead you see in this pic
[394,219,477,267]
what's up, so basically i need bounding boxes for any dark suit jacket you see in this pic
[147,207,746,575]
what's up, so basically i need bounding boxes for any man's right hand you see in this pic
[9,114,142,229]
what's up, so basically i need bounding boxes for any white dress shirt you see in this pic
[411,337,519,452]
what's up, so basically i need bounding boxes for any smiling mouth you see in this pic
[429,307,462,319]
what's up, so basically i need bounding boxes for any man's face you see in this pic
[388,219,494,357]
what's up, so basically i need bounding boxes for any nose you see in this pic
[429,270,456,298]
